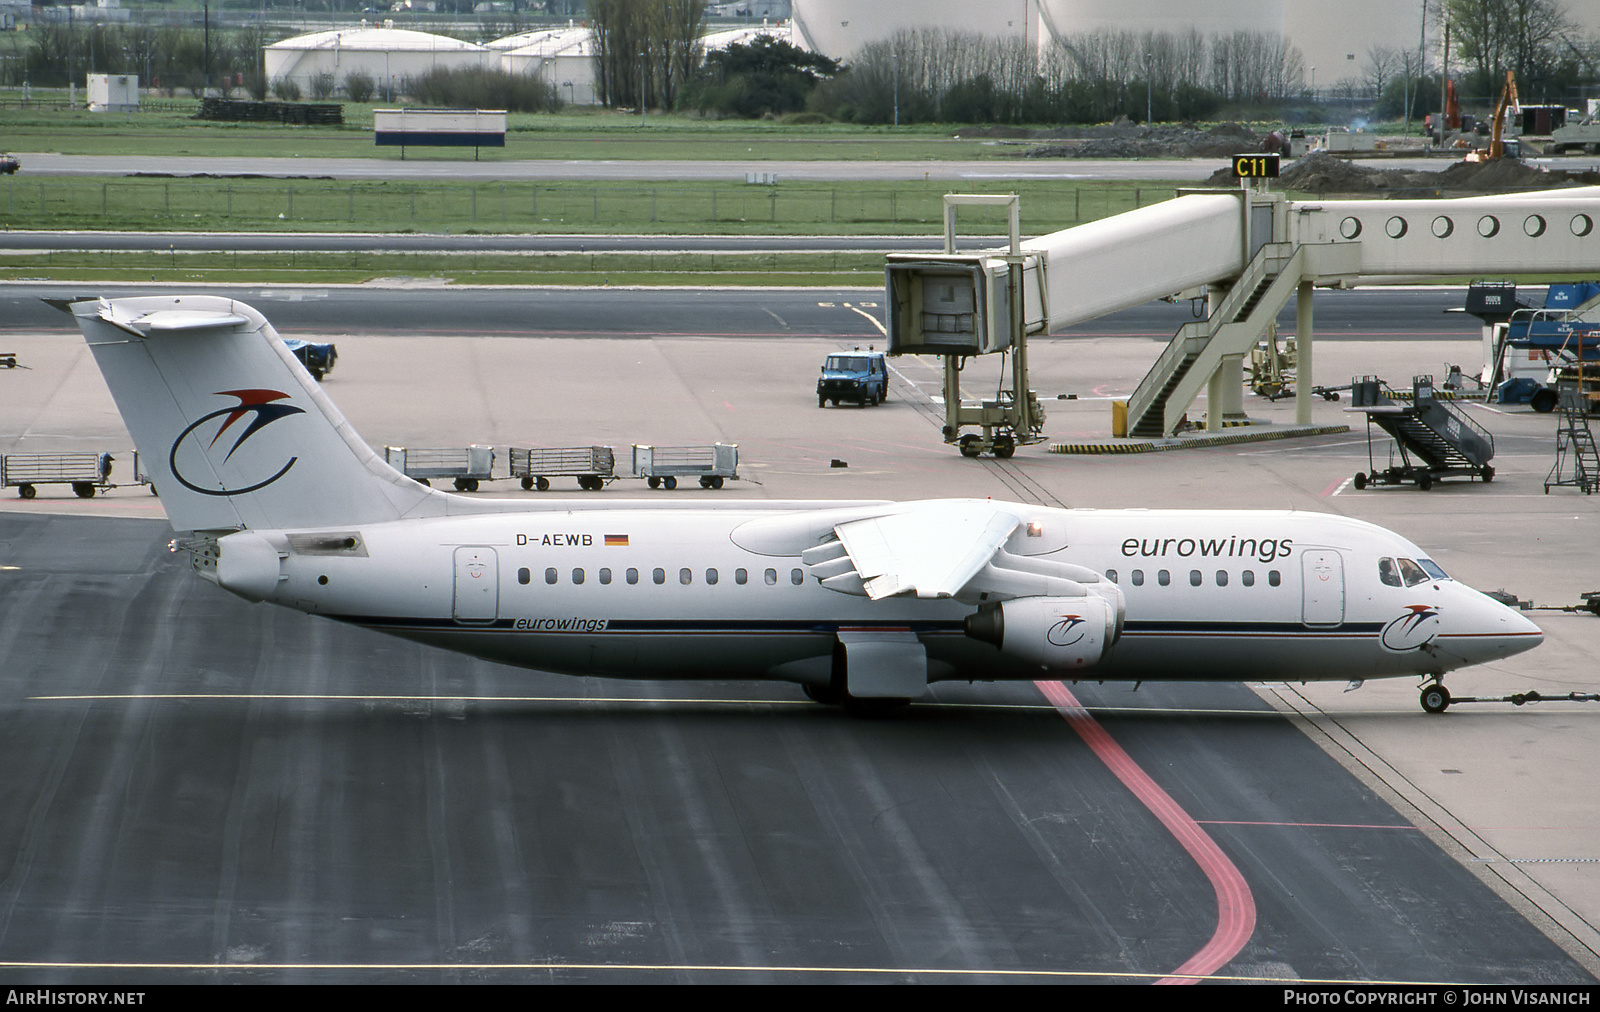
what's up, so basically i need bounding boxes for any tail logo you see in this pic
[170,389,306,496]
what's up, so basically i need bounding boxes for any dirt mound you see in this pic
[1024,122,1265,159]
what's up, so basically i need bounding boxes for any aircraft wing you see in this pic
[802,500,1023,600]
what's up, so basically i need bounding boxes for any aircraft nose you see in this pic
[1453,591,1543,664]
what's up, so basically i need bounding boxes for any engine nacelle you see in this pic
[965,594,1119,671]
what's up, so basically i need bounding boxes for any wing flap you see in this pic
[828,501,1022,600]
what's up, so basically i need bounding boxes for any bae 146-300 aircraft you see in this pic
[64,295,1542,713]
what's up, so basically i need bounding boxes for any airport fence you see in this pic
[0,177,1176,233]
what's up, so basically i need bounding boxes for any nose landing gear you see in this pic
[1420,681,1452,714]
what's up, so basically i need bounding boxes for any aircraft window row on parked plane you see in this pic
[1107,568,1282,588]
[1379,557,1449,588]
[516,565,805,588]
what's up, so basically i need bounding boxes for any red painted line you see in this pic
[1036,681,1256,985]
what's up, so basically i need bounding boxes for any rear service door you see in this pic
[1301,549,1345,626]
[453,546,499,623]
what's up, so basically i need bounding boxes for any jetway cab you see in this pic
[885,254,1047,458]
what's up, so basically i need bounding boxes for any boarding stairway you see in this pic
[1125,242,1305,438]
[1350,376,1495,490]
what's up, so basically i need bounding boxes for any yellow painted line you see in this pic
[0,959,1478,984]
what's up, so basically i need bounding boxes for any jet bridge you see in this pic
[886,183,1600,444]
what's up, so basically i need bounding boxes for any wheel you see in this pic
[454,478,478,493]
[72,482,95,499]
[993,435,1016,459]
[417,478,431,488]
[1481,466,1494,483]
[1353,472,1367,490]
[879,385,889,403]
[664,476,678,490]
[819,394,826,407]
[1420,683,1451,714]
[699,476,713,489]
[521,476,534,490]
[1530,388,1559,413]
[18,484,35,499]
[708,475,724,490]
[958,434,982,458]
[1415,473,1433,491]
[647,476,661,489]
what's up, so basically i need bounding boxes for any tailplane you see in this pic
[68,295,443,532]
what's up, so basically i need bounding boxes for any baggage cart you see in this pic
[2,451,149,499]
[509,446,615,491]
[384,445,494,492]
[631,443,739,490]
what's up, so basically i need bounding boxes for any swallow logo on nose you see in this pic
[1381,605,1440,651]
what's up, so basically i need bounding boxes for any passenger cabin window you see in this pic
[599,568,612,585]
[1189,570,1202,587]
[518,568,531,585]
[706,569,719,586]
[653,568,666,585]
[1105,570,1118,584]
[1158,570,1170,587]
[735,569,748,585]
[1242,570,1255,587]
[545,568,558,585]
[680,568,693,585]
[1215,570,1228,587]
[626,568,639,585]
[1130,570,1144,587]
[765,569,777,586]
[1268,570,1281,587]
[791,568,805,586]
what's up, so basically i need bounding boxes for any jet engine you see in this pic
[964,591,1122,671]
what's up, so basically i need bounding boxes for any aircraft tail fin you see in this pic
[68,295,444,532]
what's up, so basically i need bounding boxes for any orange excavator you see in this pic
[1472,70,1519,161]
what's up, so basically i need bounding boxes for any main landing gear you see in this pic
[1420,680,1451,714]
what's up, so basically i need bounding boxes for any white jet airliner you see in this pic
[65,295,1542,713]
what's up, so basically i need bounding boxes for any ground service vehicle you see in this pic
[818,350,888,407]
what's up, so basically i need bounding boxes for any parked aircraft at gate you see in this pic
[64,295,1542,713]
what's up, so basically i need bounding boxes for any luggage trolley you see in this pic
[510,446,615,492]
[384,445,495,492]
[632,443,739,490]
[2,451,150,499]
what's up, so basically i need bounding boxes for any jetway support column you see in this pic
[1295,281,1314,425]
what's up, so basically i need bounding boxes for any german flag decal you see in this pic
[605,534,629,547]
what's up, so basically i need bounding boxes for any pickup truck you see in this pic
[817,349,889,407]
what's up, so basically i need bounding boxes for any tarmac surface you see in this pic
[2,290,1599,984]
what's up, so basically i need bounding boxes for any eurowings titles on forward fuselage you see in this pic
[66,295,1543,712]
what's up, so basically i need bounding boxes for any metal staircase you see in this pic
[1545,381,1600,494]
[1125,242,1304,439]
[1351,376,1495,490]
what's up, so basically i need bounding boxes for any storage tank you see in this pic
[791,0,1035,58]
[1037,0,1283,40]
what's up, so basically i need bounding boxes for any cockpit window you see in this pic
[1380,556,1448,587]
[1396,558,1430,587]
[1416,558,1449,581]
[1378,558,1401,587]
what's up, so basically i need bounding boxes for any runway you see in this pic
[2,291,1598,984]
